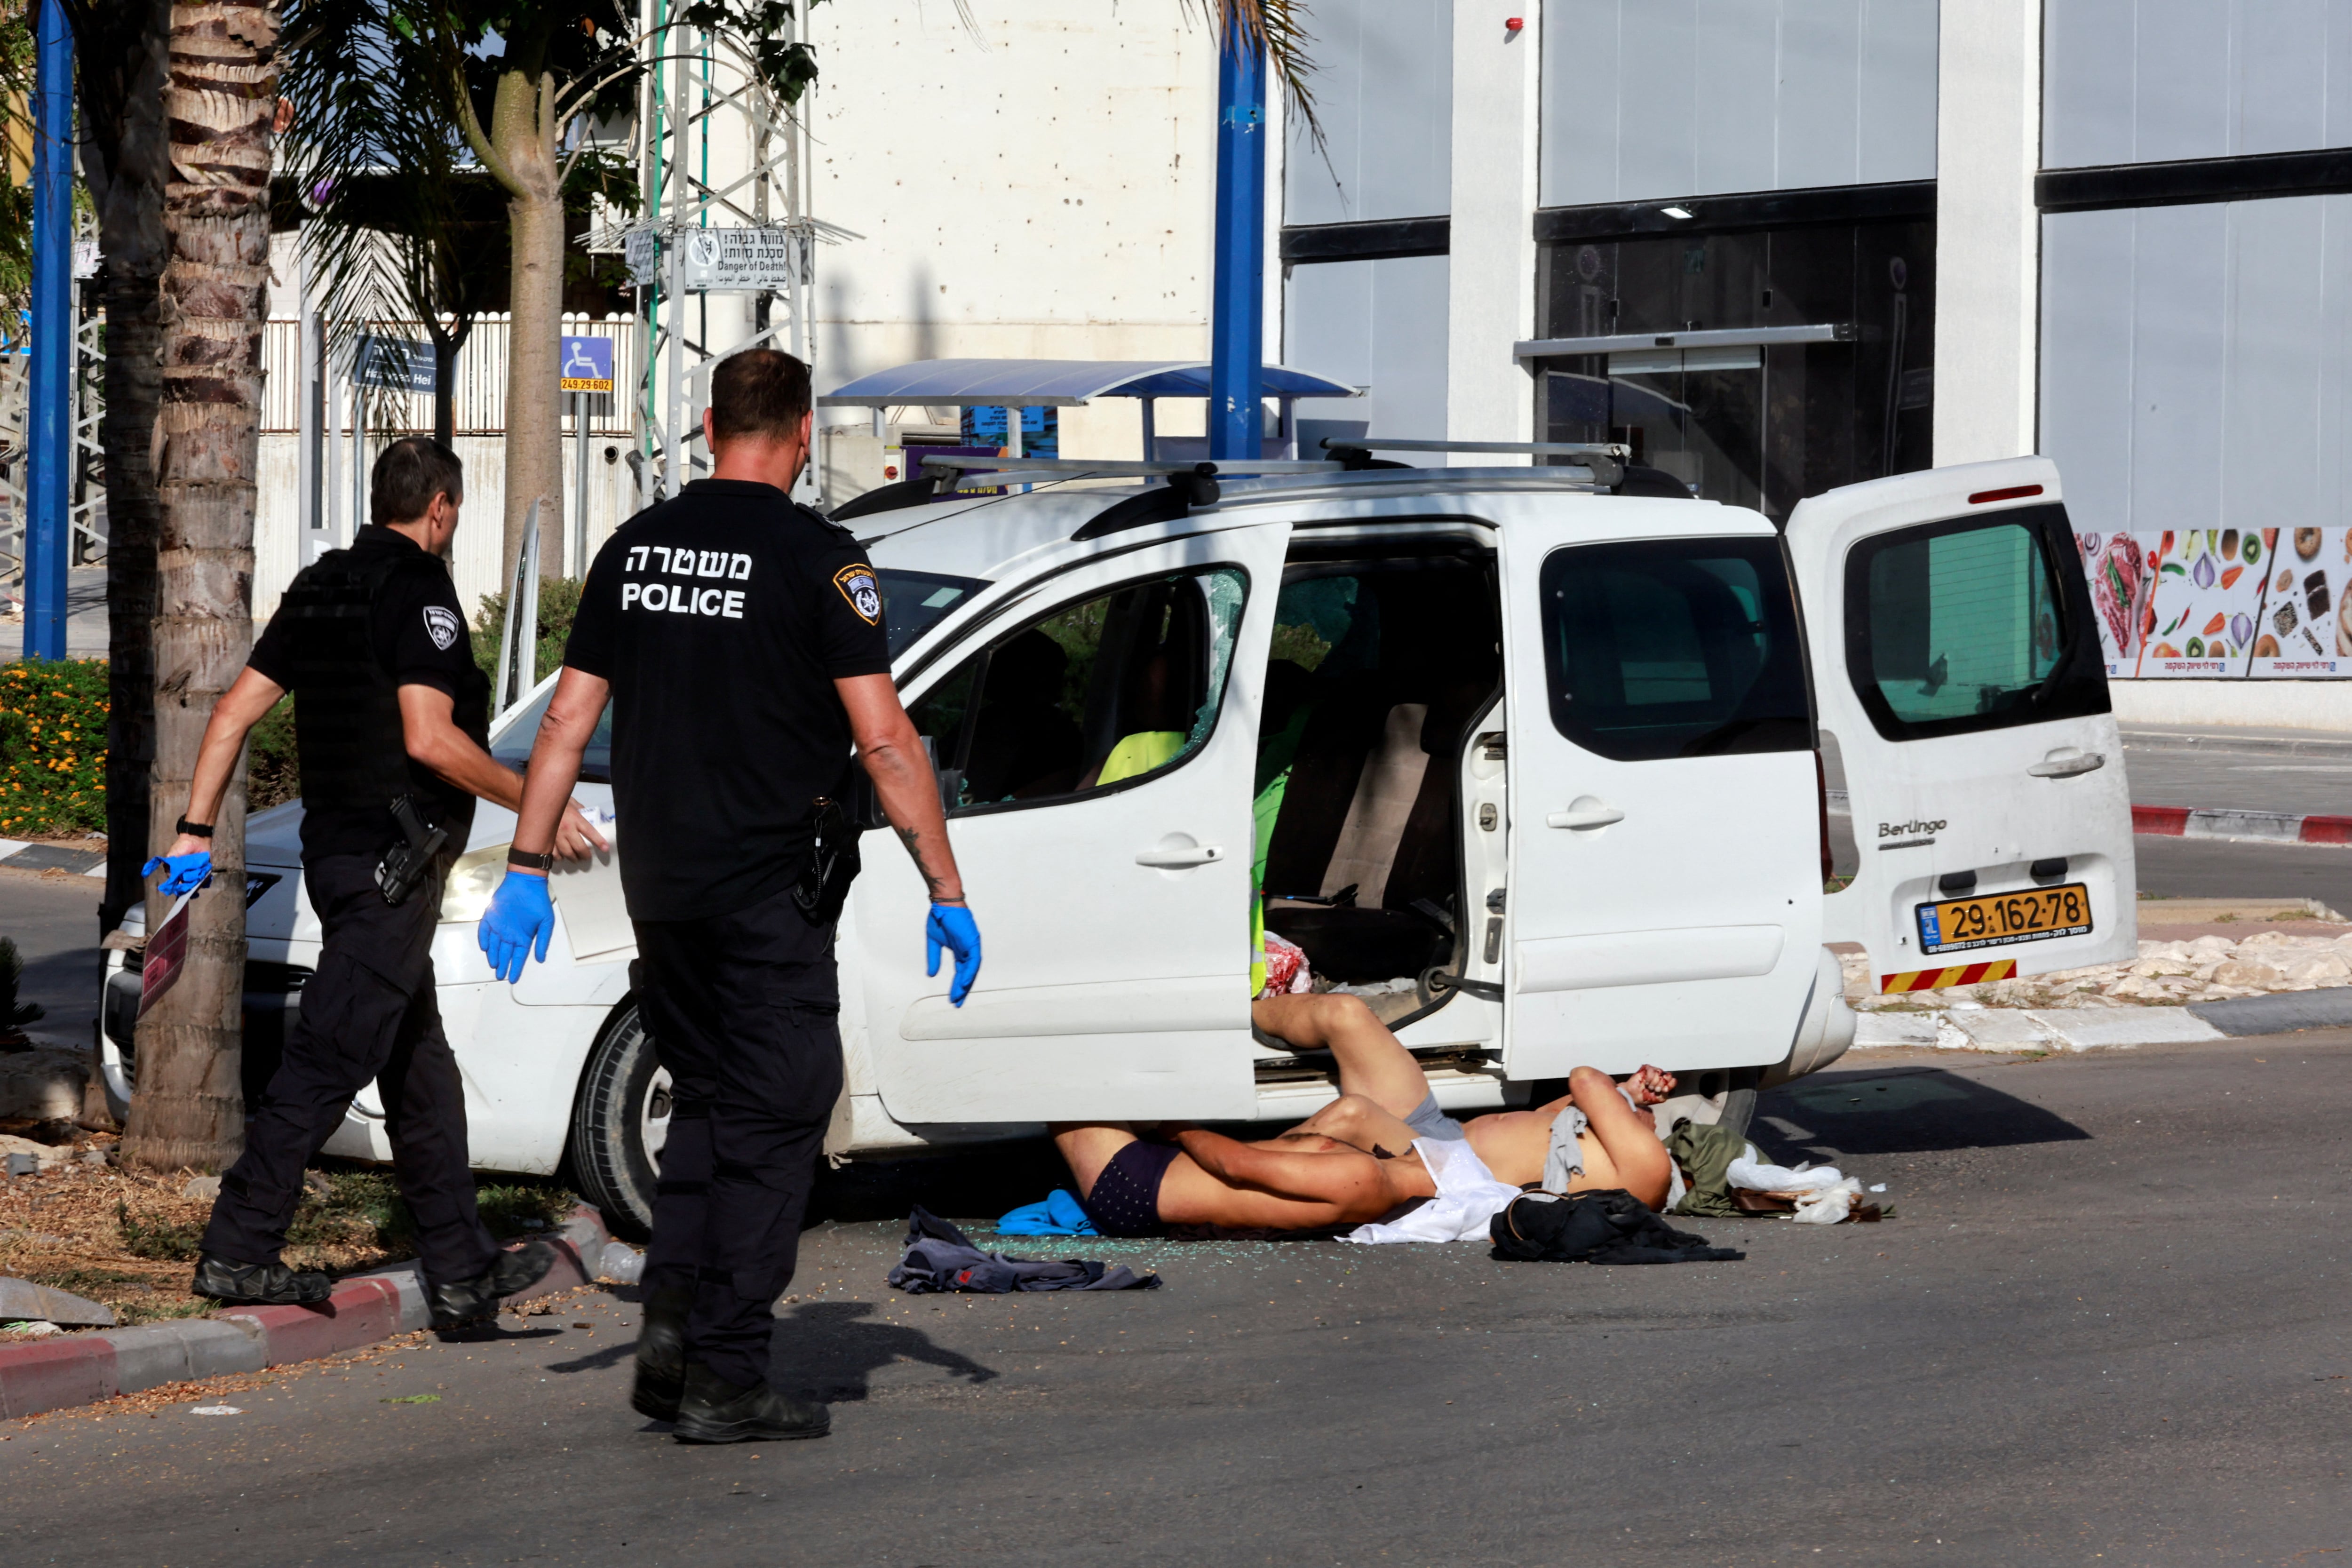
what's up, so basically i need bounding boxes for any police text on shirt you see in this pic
[621,544,753,618]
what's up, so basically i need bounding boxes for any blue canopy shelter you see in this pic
[815,358,1359,461]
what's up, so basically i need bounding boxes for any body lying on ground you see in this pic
[1051,994,1676,1239]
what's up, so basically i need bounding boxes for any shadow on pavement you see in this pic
[811,1138,1071,1227]
[1752,1064,2090,1162]
[772,1299,999,1403]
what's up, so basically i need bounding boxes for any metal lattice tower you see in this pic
[621,2,856,505]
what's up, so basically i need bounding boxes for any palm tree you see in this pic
[61,0,173,963]
[119,0,280,1173]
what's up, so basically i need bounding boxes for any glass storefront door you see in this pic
[1533,220,1935,524]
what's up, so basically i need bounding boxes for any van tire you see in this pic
[1715,1073,1761,1141]
[566,1003,670,1242]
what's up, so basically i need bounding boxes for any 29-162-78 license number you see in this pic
[1915,883,2092,957]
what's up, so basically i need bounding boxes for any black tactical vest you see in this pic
[275,548,486,835]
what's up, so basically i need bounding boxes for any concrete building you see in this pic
[1278,0,2352,724]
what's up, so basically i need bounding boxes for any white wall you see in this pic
[2042,195,2352,547]
[803,0,1219,437]
[1933,0,2041,466]
[252,432,644,624]
[1284,255,1450,442]
[1538,0,1939,207]
[2044,0,2352,167]
[1283,0,1454,225]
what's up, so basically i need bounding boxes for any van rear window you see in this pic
[1843,504,2108,741]
[1538,537,1812,761]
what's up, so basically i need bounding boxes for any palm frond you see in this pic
[1190,0,1323,154]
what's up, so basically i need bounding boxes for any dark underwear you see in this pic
[1079,1138,1181,1238]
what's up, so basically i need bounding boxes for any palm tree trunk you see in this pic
[87,0,172,952]
[485,69,565,581]
[120,0,278,1173]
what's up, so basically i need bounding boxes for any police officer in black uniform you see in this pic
[479,350,982,1444]
[155,437,604,1323]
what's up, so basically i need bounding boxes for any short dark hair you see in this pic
[708,349,812,441]
[371,437,464,525]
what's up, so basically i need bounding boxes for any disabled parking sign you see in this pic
[560,335,614,395]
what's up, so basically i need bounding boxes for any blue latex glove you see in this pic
[141,853,212,897]
[478,872,555,984]
[925,903,983,1006]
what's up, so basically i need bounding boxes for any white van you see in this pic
[96,451,2136,1235]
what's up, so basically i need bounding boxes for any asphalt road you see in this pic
[0,868,103,1045]
[8,1033,2350,1567]
[2121,739,2352,818]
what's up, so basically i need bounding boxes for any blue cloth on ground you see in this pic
[995,1189,1099,1236]
[887,1206,1157,1294]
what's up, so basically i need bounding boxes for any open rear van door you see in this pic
[1785,457,2138,996]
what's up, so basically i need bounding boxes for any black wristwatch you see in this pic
[176,817,214,840]
[507,848,555,872]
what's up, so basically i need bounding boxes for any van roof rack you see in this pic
[1320,436,1629,486]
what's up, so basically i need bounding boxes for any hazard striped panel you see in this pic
[1879,958,2017,994]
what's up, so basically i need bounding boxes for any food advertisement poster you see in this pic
[2077,526,2351,679]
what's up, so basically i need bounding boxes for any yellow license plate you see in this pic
[1916,883,2092,956]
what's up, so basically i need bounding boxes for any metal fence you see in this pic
[264,313,641,438]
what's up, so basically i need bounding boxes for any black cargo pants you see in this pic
[632,883,844,1392]
[201,853,500,1290]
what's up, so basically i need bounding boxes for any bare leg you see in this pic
[1049,1123,1136,1202]
[1253,994,1429,1117]
[1566,1067,1672,1209]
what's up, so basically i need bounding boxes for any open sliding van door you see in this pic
[1785,457,2138,996]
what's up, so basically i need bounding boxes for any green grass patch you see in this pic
[115,1198,203,1262]
[283,1166,580,1263]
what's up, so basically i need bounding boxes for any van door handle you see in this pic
[2028,752,2106,778]
[1546,807,1625,830]
[1136,842,1224,868]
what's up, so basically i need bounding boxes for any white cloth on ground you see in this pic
[1790,1178,1866,1225]
[1726,1151,1847,1194]
[1343,1137,1521,1245]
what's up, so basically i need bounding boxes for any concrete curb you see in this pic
[2132,804,2352,847]
[0,1205,618,1420]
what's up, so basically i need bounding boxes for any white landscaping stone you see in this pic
[1938,1009,2059,1048]
[1852,1011,1941,1048]
[0,1274,114,1326]
[2025,1007,2226,1050]
[0,1134,70,1171]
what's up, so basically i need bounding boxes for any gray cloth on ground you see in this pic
[1542,1106,1589,1192]
[1404,1092,1469,1141]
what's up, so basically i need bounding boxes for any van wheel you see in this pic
[1716,1071,1762,1142]
[566,1004,671,1242]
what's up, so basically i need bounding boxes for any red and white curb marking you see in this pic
[2132,805,2352,847]
[0,1207,619,1420]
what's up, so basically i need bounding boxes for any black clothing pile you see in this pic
[1488,1187,1744,1266]
[887,1207,1162,1294]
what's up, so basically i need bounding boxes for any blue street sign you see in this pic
[355,334,436,393]
[560,335,614,395]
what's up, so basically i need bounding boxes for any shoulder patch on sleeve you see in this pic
[422,604,462,651]
[832,563,884,626]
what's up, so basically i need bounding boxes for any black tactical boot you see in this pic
[192,1252,333,1306]
[671,1362,830,1444]
[630,1281,693,1421]
[428,1238,558,1328]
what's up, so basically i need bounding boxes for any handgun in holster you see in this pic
[376,794,449,907]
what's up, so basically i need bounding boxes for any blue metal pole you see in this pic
[23,0,72,660]
[1207,32,1264,462]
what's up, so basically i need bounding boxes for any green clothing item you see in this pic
[1666,1120,1752,1218]
[1096,730,1185,786]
